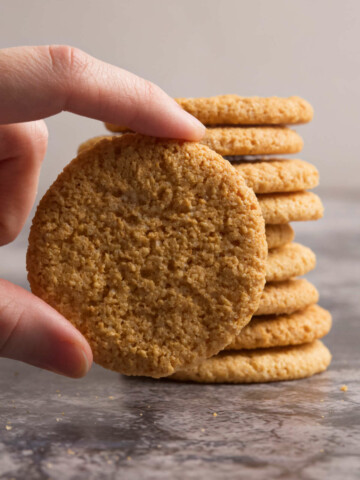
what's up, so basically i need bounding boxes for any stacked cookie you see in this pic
[155,95,331,383]
[103,96,332,383]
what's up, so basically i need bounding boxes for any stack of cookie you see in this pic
[67,95,331,384]
[158,95,332,383]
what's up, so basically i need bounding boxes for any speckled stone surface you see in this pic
[0,190,359,480]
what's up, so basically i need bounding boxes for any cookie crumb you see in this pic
[212,412,218,417]
[5,425,12,431]
[340,385,348,392]
[67,449,75,455]
[108,396,115,400]
[127,456,132,461]
[201,428,205,432]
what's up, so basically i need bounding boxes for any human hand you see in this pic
[0,45,205,377]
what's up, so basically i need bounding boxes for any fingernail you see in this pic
[183,113,206,138]
[43,342,91,378]
[173,102,206,138]
[80,349,90,376]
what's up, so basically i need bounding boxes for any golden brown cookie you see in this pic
[266,243,316,282]
[27,135,267,378]
[258,191,324,224]
[257,279,319,316]
[265,224,295,250]
[106,95,313,129]
[233,159,318,194]
[226,305,331,350]
[170,340,331,383]
[104,126,302,156]
[200,127,303,156]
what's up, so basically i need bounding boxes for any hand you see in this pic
[0,45,205,378]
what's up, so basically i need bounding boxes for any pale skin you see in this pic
[0,45,205,378]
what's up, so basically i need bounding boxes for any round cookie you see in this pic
[27,135,267,378]
[266,243,316,282]
[226,305,332,350]
[265,224,295,250]
[78,135,113,154]
[105,95,313,129]
[201,127,303,156]
[258,191,324,224]
[169,340,331,383]
[257,279,319,316]
[233,159,319,194]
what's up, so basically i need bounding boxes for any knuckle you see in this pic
[47,45,87,78]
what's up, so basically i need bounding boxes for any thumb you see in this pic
[0,279,92,377]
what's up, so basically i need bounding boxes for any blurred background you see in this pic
[1,0,359,287]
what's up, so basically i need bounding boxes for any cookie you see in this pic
[27,135,267,378]
[233,159,319,194]
[78,135,113,154]
[266,243,316,282]
[256,279,319,316]
[265,224,295,250]
[106,95,313,129]
[200,127,303,156]
[169,340,331,383]
[226,305,331,350]
[258,191,324,224]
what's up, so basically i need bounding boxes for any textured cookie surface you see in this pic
[233,159,318,194]
[27,135,267,378]
[226,305,331,350]
[266,243,316,282]
[201,127,303,156]
[106,95,313,129]
[265,224,295,250]
[258,191,324,224]
[170,340,331,383]
[257,279,319,316]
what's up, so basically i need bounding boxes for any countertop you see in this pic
[0,190,359,480]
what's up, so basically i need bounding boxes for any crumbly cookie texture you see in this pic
[265,224,295,250]
[226,305,331,350]
[266,243,316,282]
[27,134,267,378]
[258,191,324,224]
[106,95,313,129]
[256,279,319,316]
[200,127,303,156]
[233,159,318,194]
[103,126,303,156]
[175,95,314,126]
[169,340,331,383]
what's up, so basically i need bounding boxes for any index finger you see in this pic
[0,45,205,140]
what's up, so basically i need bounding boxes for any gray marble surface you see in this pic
[0,190,359,480]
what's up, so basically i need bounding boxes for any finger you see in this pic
[0,45,205,140]
[0,121,48,246]
[0,279,93,378]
